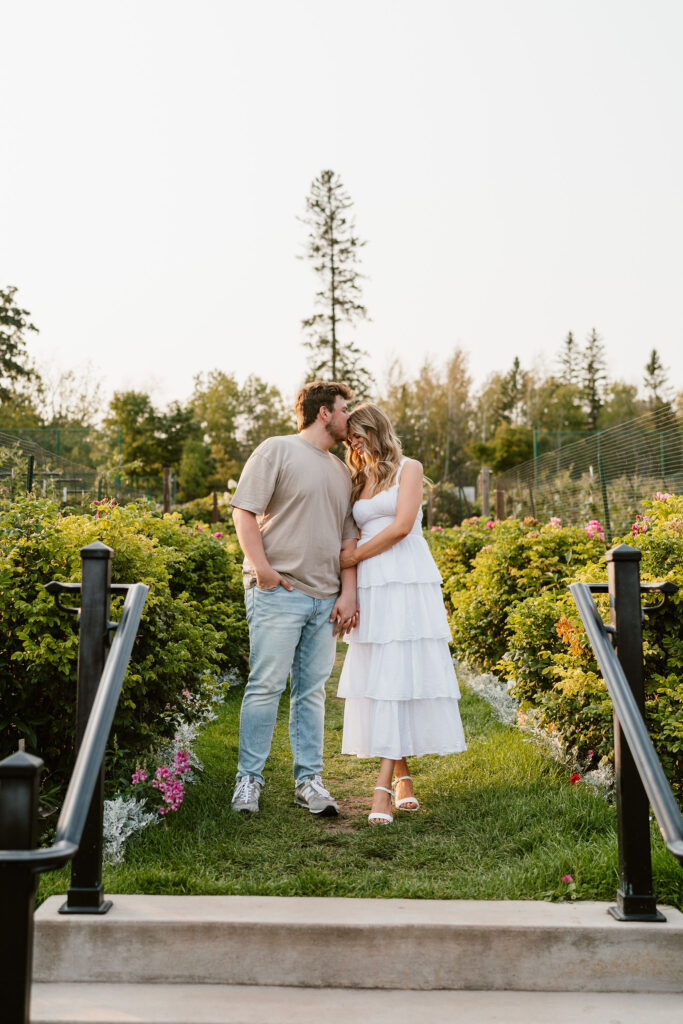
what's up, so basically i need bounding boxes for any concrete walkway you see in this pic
[29,984,683,1024]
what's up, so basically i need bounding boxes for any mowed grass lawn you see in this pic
[37,646,683,908]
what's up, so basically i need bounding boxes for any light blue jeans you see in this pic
[237,585,338,786]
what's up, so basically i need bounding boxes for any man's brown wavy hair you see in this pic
[295,380,353,430]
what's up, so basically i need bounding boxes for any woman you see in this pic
[338,403,466,824]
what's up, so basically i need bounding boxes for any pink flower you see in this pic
[430,525,443,532]
[632,514,651,537]
[549,517,562,527]
[131,768,148,785]
[486,520,495,529]
[213,531,223,539]
[561,875,573,884]
[584,520,605,541]
[655,492,671,501]
[587,749,594,759]
[173,750,191,776]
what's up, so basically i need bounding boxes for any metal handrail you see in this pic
[0,582,148,872]
[569,581,683,865]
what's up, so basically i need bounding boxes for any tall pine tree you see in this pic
[299,170,373,397]
[643,348,671,408]
[582,328,607,430]
[558,331,579,385]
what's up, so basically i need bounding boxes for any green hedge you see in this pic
[428,500,683,795]
[0,497,249,797]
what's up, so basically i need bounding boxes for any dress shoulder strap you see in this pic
[394,457,408,486]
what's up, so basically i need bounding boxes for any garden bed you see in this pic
[35,647,683,909]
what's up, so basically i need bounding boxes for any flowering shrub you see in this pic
[430,517,607,671]
[426,516,505,608]
[132,746,192,815]
[0,496,248,800]
[584,519,605,541]
[431,496,683,795]
[102,664,231,861]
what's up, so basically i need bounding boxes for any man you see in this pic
[229,380,358,815]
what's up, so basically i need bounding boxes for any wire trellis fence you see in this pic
[0,433,167,506]
[493,406,683,541]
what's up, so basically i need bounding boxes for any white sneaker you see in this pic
[295,774,339,816]
[231,775,262,813]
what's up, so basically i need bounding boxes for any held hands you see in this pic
[330,594,360,637]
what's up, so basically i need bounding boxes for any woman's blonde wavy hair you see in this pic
[345,403,404,502]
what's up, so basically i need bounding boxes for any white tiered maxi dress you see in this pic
[338,461,467,759]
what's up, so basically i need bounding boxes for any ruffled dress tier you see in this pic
[338,460,467,759]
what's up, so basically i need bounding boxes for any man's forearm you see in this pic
[340,564,357,597]
[232,508,271,573]
[340,540,358,601]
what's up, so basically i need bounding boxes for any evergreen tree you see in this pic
[558,331,579,385]
[299,170,373,397]
[643,348,671,408]
[499,356,526,424]
[581,328,607,430]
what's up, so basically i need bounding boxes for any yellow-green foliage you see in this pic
[0,497,249,795]
[429,499,683,794]
[432,516,606,671]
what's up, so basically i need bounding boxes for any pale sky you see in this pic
[3,1,682,411]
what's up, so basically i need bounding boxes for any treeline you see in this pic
[381,331,677,484]
[0,286,678,500]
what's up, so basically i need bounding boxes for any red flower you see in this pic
[570,773,580,785]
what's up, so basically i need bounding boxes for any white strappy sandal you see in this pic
[393,775,420,811]
[368,786,394,825]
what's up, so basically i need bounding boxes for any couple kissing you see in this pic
[230,380,465,825]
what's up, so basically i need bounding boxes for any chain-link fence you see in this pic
[492,406,683,541]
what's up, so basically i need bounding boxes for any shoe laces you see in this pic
[303,774,331,798]
[235,775,259,801]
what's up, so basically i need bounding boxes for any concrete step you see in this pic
[34,895,683,994]
[29,984,683,1024]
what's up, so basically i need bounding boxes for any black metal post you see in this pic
[0,749,44,1024]
[26,455,35,494]
[59,541,113,914]
[606,544,664,921]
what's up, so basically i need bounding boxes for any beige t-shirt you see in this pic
[230,434,358,598]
